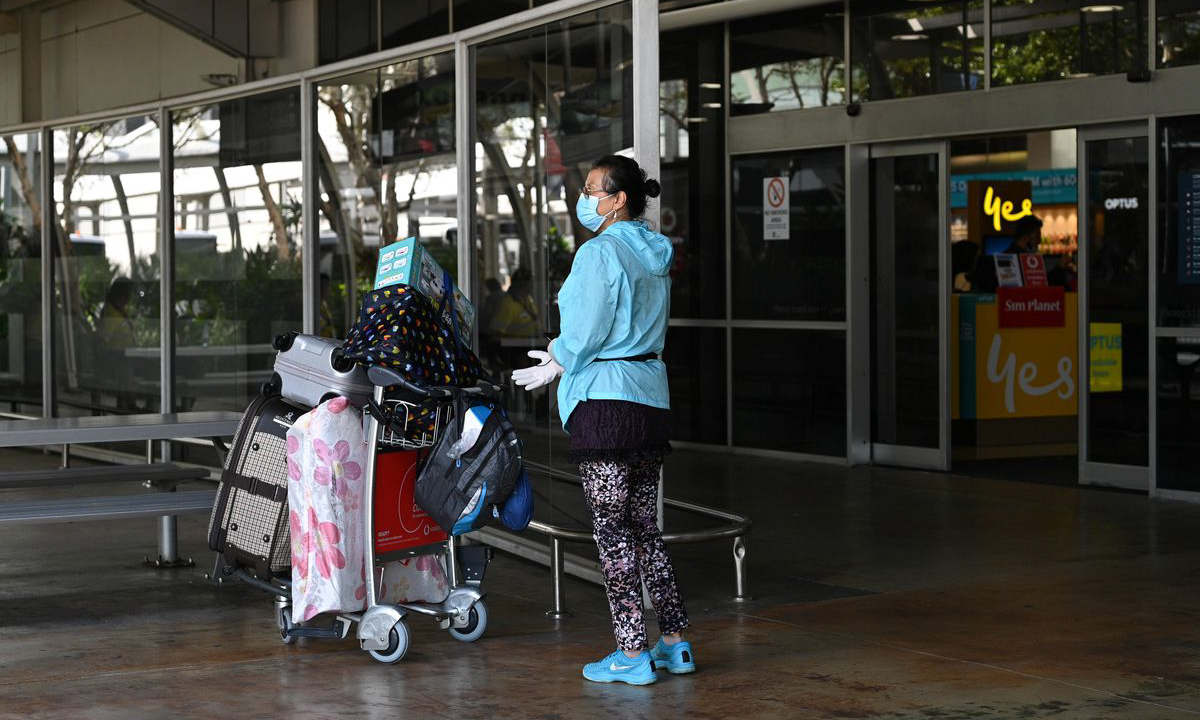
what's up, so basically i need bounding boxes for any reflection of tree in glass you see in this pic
[2,137,40,242]
[731,59,845,110]
[991,4,1138,85]
[319,57,446,319]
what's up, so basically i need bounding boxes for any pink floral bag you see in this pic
[287,398,448,622]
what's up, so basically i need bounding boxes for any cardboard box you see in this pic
[373,450,448,555]
[374,237,476,345]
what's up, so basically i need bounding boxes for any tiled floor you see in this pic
[2,445,1200,719]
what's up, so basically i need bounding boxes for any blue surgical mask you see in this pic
[576,192,615,232]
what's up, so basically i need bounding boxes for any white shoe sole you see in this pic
[582,669,657,685]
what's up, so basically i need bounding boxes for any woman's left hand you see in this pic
[512,351,564,390]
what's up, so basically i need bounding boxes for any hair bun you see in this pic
[643,178,661,199]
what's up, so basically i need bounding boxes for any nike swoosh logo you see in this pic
[609,662,635,671]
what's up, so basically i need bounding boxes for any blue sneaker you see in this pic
[650,638,696,674]
[582,649,657,685]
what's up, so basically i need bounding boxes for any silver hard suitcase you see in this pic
[270,331,373,408]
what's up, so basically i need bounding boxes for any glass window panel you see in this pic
[731,147,846,322]
[0,132,43,414]
[665,326,726,445]
[1084,136,1148,466]
[850,1,984,101]
[1157,114,1200,328]
[171,88,303,412]
[991,0,1146,86]
[318,0,378,65]
[53,117,161,415]
[732,328,846,456]
[1156,336,1200,491]
[729,3,846,113]
[1158,1,1200,68]
[473,3,633,478]
[453,0,531,31]
[317,54,458,339]
[382,0,450,48]
[661,26,725,319]
[871,153,940,448]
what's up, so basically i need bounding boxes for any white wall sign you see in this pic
[763,176,789,241]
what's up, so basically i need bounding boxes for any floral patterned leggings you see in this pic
[579,458,690,651]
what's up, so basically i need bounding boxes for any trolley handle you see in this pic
[365,365,502,400]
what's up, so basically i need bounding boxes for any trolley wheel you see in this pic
[448,600,487,643]
[277,607,296,645]
[367,621,410,664]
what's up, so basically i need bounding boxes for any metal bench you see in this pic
[0,463,210,489]
[0,411,241,566]
[0,491,216,525]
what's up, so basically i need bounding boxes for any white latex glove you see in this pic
[512,350,564,391]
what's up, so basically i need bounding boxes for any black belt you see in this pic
[593,353,658,363]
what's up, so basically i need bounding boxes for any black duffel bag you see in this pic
[415,394,523,536]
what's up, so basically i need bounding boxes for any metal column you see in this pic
[152,106,187,567]
[301,80,319,336]
[455,40,475,306]
[39,127,53,419]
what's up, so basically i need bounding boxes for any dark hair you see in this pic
[1014,214,1043,238]
[510,267,532,286]
[591,154,661,219]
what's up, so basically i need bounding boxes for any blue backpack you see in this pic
[495,467,533,531]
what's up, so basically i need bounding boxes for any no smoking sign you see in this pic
[763,176,789,241]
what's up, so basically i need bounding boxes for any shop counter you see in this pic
[952,292,1078,457]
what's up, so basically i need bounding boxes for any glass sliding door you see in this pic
[866,142,950,469]
[1078,125,1150,490]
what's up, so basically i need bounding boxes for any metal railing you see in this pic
[496,459,751,618]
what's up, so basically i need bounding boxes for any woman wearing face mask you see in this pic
[512,155,693,686]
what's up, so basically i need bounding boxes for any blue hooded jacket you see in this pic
[551,220,673,431]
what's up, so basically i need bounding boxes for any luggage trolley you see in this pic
[218,366,498,664]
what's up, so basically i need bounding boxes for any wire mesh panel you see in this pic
[208,396,302,574]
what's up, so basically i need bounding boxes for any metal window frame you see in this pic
[1149,113,1157,494]
[10,0,1200,490]
[39,127,53,418]
[1,0,629,420]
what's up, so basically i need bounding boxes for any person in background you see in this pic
[488,267,538,338]
[99,277,136,349]
[973,214,1044,292]
[477,277,505,371]
[1003,214,1044,255]
[98,276,139,410]
[478,277,505,332]
[319,272,338,338]
[512,154,693,686]
[951,240,981,293]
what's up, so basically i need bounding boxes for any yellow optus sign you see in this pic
[1089,323,1123,393]
[954,294,1078,419]
[983,185,1034,232]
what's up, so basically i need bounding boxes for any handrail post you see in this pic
[732,535,750,602]
[546,537,571,619]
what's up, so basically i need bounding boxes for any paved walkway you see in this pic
[2,446,1199,719]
